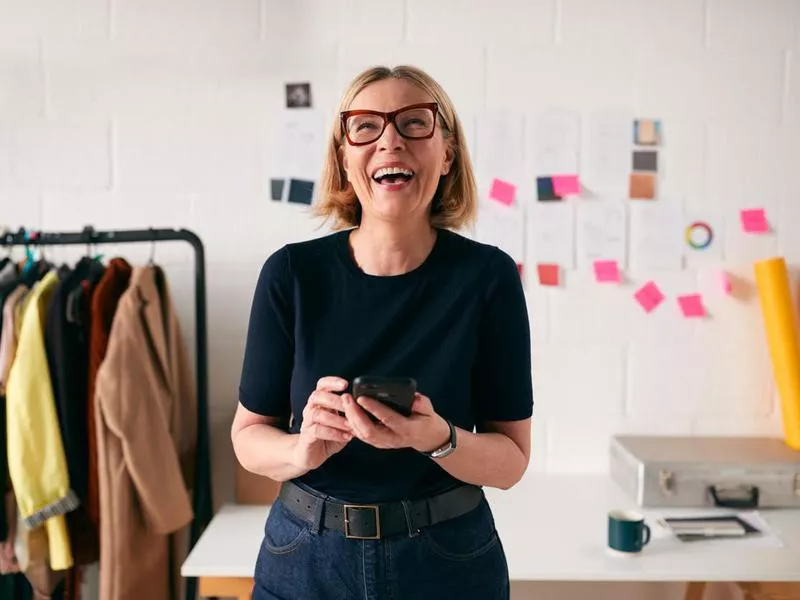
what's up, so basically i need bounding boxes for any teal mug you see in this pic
[608,510,651,554]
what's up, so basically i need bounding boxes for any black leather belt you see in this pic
[278,481,483,540]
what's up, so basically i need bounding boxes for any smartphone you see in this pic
[352,376,417,417]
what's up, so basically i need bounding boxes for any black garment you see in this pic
[239,228,533,503]
[0,573,34,600]
[0,264,21,543]
[44,257,105,503]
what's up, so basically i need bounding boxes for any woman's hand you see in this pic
[343,392,451,453]
[292,377,354,471]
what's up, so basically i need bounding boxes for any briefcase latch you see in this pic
[708,484,760,509]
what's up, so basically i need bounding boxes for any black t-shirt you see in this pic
[238,227,533,503]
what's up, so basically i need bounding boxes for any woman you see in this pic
[232,65,533,600]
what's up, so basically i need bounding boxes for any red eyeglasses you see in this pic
[340,102,440,146]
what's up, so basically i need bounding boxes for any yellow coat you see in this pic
[6,271,76,571]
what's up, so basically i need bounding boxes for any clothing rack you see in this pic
[0,225,213,600]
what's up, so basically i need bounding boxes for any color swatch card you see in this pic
[537,176,561,201]
[270,178,285,201]
[629,172,656,199]
[537,263,560,286]
[287,179,314,205]
[634,119,661,145]
[632,150,658,172]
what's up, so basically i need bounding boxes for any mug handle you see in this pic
[641,523,651,546]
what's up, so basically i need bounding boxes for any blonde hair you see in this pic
[314,65,478,231]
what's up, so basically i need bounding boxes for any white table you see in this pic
[181,474,800,598]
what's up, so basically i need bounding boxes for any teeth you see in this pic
[373,166,414,180]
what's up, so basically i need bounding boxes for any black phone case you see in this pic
[352,376,417,417]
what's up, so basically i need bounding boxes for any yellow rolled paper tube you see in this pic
[754,257,800,450]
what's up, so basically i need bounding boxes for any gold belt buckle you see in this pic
[343,504,381,540]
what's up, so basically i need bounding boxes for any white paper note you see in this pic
[476,109,525,184]
[277,110,327,180]
[582,110,632,198]
[576,201,627,269]
[476,201,525,263]
[528,109,580,176]
[629,203,684,270]
[526,203,575,268]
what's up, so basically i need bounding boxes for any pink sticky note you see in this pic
[634,281,665,313]
[720,271,732,295]
[489,178,516,206]
[677,294,706,318]
[740,208,769,233]
[593,260,621,283]
[552,175,580,196]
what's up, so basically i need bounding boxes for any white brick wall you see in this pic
[1,2,799,597]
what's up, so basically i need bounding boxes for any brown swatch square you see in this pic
[629,173,656,199]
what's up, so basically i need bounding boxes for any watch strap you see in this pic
[421,419,456,458]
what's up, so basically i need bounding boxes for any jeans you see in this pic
[252,486,510,600]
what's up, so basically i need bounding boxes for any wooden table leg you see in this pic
[199,576,254,600]
[685,582,707,600]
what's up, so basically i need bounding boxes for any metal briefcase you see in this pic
[609,435,800,508]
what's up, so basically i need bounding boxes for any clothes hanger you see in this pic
[21,230,35,275]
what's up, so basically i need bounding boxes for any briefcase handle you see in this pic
[708,484,760,508]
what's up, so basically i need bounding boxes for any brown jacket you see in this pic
[95,266,196,600]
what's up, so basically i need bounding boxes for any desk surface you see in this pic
[181,474,800,582]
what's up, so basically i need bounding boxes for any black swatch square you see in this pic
[536,176,561,201]
[270,178,285,201]
[288,179,314,205]
[633,150,658,172]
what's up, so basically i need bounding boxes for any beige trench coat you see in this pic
[95,266,197,600]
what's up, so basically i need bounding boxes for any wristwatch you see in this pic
[421,419,457,459]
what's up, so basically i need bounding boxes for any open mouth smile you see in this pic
[371,166,415,190]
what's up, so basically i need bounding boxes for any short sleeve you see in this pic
[471,250,533,422]
[238,247,294,417]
